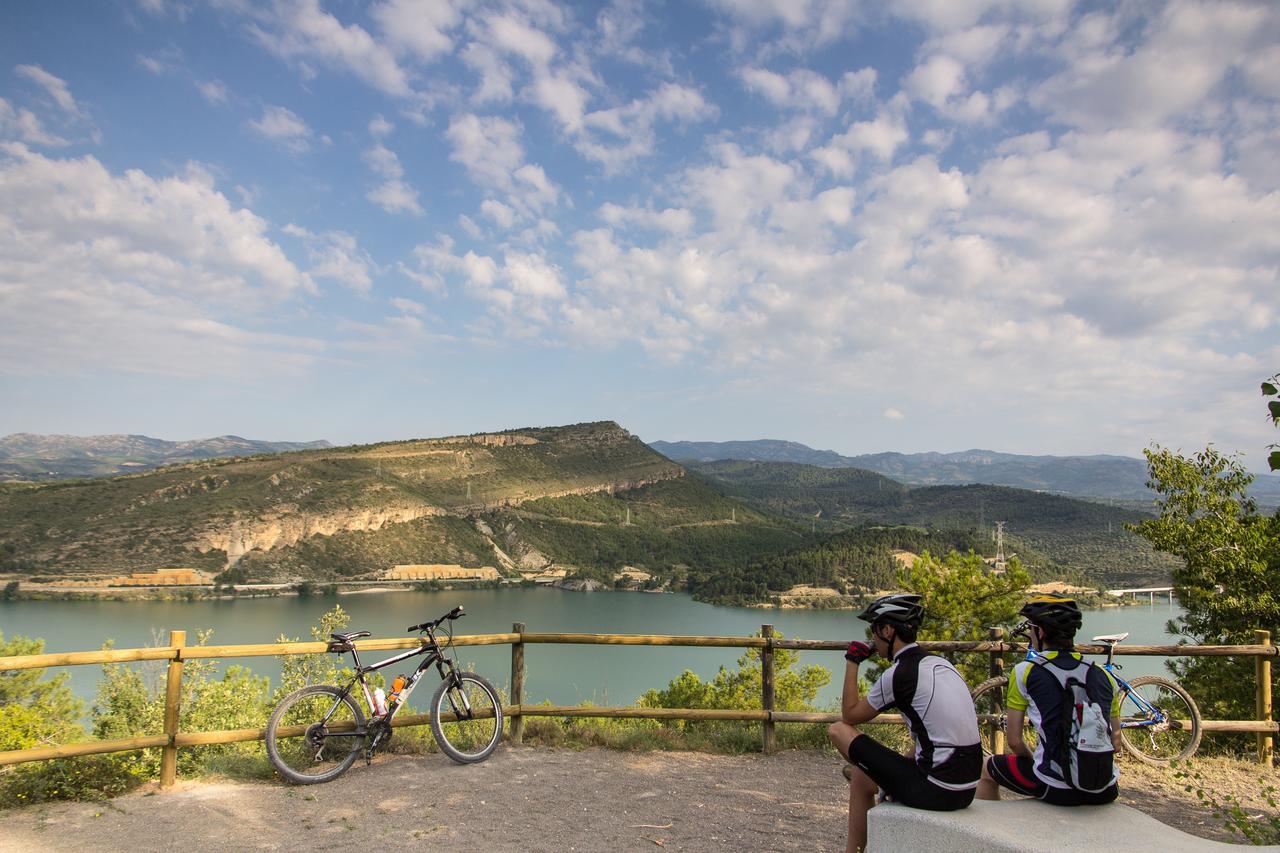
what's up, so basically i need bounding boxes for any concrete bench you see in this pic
[867,798,1280,852]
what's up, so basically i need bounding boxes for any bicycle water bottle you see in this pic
[373,688,388,716]
[388,675,406,706]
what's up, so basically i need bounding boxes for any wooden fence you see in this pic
[0,625,1275,787]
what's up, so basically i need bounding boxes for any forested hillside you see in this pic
[692,460,1177,587]
[687,525,995,606]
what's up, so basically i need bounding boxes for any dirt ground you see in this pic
[0,748,1275,851]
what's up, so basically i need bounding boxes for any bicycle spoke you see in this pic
[267,686,365,784]
[1119,677,1200,763]
[432,673,502,764]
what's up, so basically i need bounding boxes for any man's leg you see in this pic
[977,757,1001,800]
[846,763,878,853]
[829,721,877,853]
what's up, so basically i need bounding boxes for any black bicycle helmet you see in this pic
[1019,593,1083,633]
[857,593,925,628]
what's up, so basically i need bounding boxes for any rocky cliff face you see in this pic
[195,468,686,567]
[197,504,448,564]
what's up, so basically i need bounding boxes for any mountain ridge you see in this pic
[0,433,333,481]
[651,439,1280,504]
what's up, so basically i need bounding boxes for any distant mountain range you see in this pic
[0,433,333,481]
[651,439,1280,505]
[0,424,1193,594]
[687,459,1176,587]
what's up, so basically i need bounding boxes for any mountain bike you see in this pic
[970,630,1202,765]
[265,605,503,784]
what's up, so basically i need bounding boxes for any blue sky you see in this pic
[1,1,1278,468]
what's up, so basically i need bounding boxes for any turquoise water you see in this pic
[0,588,1183,710]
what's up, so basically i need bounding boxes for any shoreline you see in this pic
[2,580,1162,609]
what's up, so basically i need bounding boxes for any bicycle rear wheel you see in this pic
[970,677,1038,756]
[1118,675,1202,764]
[266,684,366,784]
[430,672,503,764]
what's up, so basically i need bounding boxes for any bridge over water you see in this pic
[1107,586,1175,603]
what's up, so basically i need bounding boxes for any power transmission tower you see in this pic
[994,521,1007,571]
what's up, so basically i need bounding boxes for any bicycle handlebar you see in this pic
[407,605,464,633]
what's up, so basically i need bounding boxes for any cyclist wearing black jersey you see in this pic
[828,593,982,853]
[977,594,1121,806]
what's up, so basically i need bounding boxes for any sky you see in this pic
[1,1,1278,468]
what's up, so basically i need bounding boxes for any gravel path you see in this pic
[0,748,851,852]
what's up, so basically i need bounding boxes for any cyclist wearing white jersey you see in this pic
[828,593,982,853]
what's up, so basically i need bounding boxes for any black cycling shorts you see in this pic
[847,734,975,811]
[985,754,1118,806]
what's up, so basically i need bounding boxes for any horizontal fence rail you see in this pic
[1,628,1275,780]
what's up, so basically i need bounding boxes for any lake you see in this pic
[0,588,1184,711]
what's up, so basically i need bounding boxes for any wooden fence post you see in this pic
[1257,629,1273,767]
[761,624,776,754]
[510,622,525,745]
[988,626,1006,756]
[160,630,185,788]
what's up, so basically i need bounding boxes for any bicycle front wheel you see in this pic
[430,672,503,764]
[971,676,1038,756]
[266,684,366,784]
[1118,675,1202,764]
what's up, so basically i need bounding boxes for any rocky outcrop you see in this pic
[553,578,606,592]
[197,504,446,566]
[438,433,539,447]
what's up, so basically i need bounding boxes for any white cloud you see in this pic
[578,82,716,170]
[480,198,516,228]
[1033,0,1266,131]
[0,98,69,147]
[905,55,967,107]
[0,144,320,378]
[372,0,460,62]
[485,13,559,67]
[390,296,424,315]
[361,143,422,214]
[706,0,867,45]
[283,223,375,293]
[740,66,875,115]
[250,105,312,152]
[813,111,910,176]
[446,113,524,186]
[15,65,84,117]
[883,408,905,420]
[237,0,413,98]
[599,203,695,235]
[367,180,423,216]
[368,114,394,137]
[197,79,230,104]
[445,112,561,219]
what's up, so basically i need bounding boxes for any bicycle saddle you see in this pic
[330,631,371,643]
[1091,632,1129,644]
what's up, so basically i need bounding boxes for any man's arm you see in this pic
[841,659,881,726]
[1005,709,1033,758]
[1111,715,1123,752]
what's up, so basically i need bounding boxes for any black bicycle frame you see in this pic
[321,628,462,734]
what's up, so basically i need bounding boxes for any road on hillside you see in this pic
[0,747,850,852]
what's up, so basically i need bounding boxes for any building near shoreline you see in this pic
[385,564,501,581]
